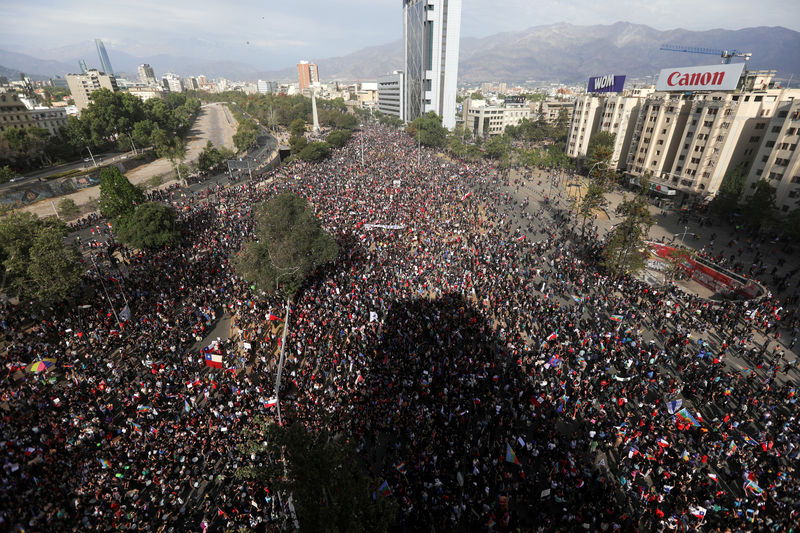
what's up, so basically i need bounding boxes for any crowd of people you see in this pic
[1,123,798,532]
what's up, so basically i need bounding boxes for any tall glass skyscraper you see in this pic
[402,0,461,129]
[95,39,114,75]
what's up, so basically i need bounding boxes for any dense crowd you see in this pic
[1,124,798,532]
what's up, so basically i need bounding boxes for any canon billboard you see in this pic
[656,63,744,92]
[587,74,626,93]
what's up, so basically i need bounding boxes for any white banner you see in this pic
[656,63,744,92]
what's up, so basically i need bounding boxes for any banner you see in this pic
[588,74,626,93]
[656,63,744,92]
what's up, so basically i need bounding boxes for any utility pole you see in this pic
[86,145,98,168]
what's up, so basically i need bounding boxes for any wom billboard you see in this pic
[588,74,626,93]
[656,63,744,92]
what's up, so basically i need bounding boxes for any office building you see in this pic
[378,71,405,120]
[539,100,575,125]
[462,98,531,138]
[95,39,114,75]
[18,96,68,136]
[403,0,462,129]
[66,69,118,111]
[743,98,800,214]
[297,61,319,91]
[161,73,185,93]
[138,64,157,85]
[257,80,277,94]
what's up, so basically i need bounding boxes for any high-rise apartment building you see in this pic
[161,73,185,93]
[95,39,114,75]
[378,71,405,121]
[297,61,319,91]
[257,80,277,94]
[402,0,462,129]
[66,69,118,111]
[743,98,800,214]
[138,64,156,85]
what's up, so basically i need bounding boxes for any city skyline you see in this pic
[2,0,798,72]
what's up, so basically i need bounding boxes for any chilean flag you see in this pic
[268,313,281,321]
[546,331,558,342]
[460,191,472,201]
[264,397,278,408]
[203,350,223,368]
[656,437,670,448]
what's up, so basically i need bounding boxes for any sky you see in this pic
[3,0,799,70]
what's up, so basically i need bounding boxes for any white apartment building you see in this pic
[378,71,405,121]
[19,96,68,136]
[566,95,603,159]
[161,73,184,93]
[462,99,531,137]
[257,80,277,94]
[138,64,157,86]
[743,98,800,214]
[66,69,118,111]
[127,86,167,102]
[403,0,462,129]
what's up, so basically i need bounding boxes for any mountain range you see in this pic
[2,22,798,85]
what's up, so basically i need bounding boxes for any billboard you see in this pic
[656,63,744,92]
[588,74,626,93]
[504,95,526,104]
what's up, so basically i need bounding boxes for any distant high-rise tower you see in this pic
[402,0,462,129]
[297,61,319,90]
[138,64,156,85]
[79,59,88,74]
[95,39,114,75]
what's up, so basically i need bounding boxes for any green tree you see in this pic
[577,181,607,236]
[0,165,14,184]
[602,182,655,277]
[290,134,308,154]
[115,202,179,249]
[586,132,616,166]
[711,164,747,216]
[447,136,467,159]
[298,141,331,162]
[98,167,144,219]
[662,247,692,285]
[290,118,306,138]
[0,213,81,302]
[236,420,396,533]
[326,130,351,149]
[407,112,448,148]
[743,180,777,229]
[57,198,81,220]
[485,135,511,160]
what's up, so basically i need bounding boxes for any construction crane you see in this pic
[660,44,752,64]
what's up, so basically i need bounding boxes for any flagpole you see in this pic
[91,255,122,328]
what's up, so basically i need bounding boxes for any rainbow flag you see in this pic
[505,443,519,464]
[395,462,406,474]
[610,315,623,322]
[741,433,759,447]
[745,480,763,496]
[675,408,701,428]
[99,458,111,469]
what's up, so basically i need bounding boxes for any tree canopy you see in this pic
[406,112,448,148]
[743,180,777,230]
[115,202,180,250]
[298,141,331,162]
[98,167,144,220]
[326,130,352,149]
[235,192,338,298]
[711,164,747,217]
[0,212,81,302]
[602,182,655,277]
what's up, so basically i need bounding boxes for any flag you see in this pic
[264,397,278,409]
[546,331,558,342]
[137,405,153,413]
[120,305,131,322]
[377,480,391,497]
[680,449,690,462]
[690,506,707,519]
[547,355,561,368]
[370,311,379,322]
[395,462,406,474]
[741,433,758,447]
[675,408,701,428]
[184,400,191,413]
[666,399,683,415]
[267,313,281,321]
[570,294,581,303]
[131,422,142,433]
[656,437,669,448]
[203,349,223,368]
[99,458,111,469]
[727,441,738,455]
[744,480,763,496]
[505,443,519,464]
[460,191,472,201]
[610,315,623,322]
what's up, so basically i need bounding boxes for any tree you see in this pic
[406,112,448,148]
[57,198,81,220]
[0,212,81,302]
[712,164,747,216]
[586,132,616,166]
[326,130,352,149]
[743,180,777,230]
[662,247,692,286]
[0,165,13,184]
[485,135,511,160]
[236,420,396,533]
[602,182,655,277]
[290,118,306,138]
[98,167,144,219]
[115,202,179,249]
[235,192,338,421]
[290,134,308,154]
[577,181,607,236]
[447,136,467,159]
[298,141,330,162]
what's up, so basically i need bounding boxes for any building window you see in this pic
[749,136,761,143]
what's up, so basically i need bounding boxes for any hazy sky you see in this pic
[4,0,799,69]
